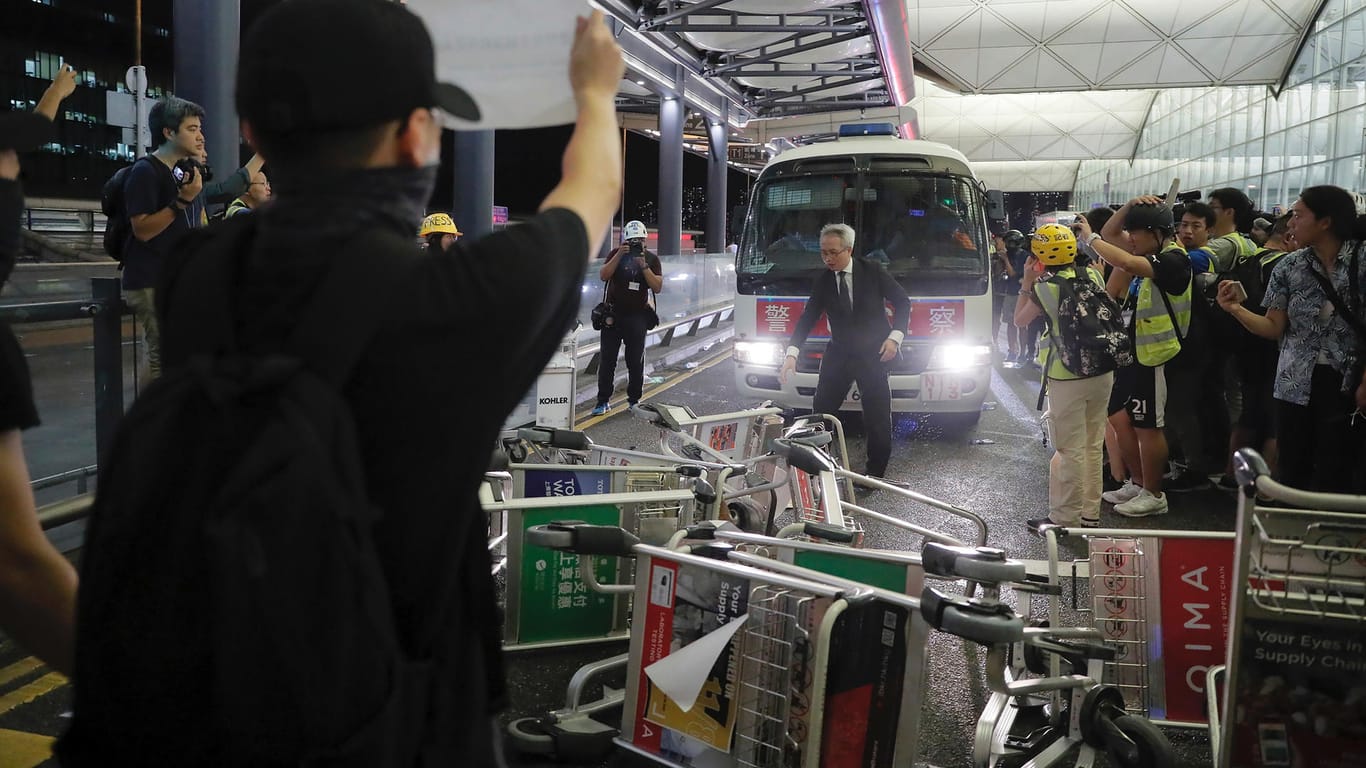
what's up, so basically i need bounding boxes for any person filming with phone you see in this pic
[591,220,663,415]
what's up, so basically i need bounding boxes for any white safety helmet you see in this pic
[624,220,648,241]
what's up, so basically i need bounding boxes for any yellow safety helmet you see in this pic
[419,213,461,238]
[1031,223,1077,266]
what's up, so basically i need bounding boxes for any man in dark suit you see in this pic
[780,223,912,480]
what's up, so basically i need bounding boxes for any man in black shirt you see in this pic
[121,97,264,381]
[65,2,622,765]
[593,219,663,414]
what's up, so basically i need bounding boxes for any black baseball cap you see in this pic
[237,0,480,137]
[0,112,54,152]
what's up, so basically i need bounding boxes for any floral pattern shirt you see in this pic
[1262,241,1366,405]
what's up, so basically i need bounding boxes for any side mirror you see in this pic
[986,189,1006,222]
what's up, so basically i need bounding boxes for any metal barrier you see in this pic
[4,277,127,530]
[579,302,733,375]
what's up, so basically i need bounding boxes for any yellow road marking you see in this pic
[0,728,55,768]
[0,658,44,690]
[0,673,67,718]
[576,349,732,430]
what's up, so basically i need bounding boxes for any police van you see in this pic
[732,123,998,426]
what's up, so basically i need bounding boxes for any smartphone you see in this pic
[1227,280,1249,303]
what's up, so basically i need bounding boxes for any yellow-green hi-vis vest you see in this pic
[1034,266,1106,380]
[1134,244,1192,367]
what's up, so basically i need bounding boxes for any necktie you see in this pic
[837,271,851,310]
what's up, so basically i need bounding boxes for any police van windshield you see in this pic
[737,171,989,296]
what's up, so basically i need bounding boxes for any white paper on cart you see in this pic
[405,0,590,130]
[644,613,750,713]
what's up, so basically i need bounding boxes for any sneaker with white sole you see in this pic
[590,402,611,416]
[1101,479,1142,505]
[1113,488,1169,517]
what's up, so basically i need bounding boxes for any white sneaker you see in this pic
[1114,489,1169,517]
[1102,480,1142,505]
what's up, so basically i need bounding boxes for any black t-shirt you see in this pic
[121,156,205,290]
[160,204,589,756]
[0,179,38,431]
[606,246,662,314]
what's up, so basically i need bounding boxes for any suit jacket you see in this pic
[788,257,912,357]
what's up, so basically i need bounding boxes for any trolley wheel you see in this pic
[725,498,765,533]
[506,717,555,756]
[1106,715,1175,768]
[1079,685,1129,748]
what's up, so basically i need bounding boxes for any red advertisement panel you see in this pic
[754,298,966,340]
[632,559,678,753]
[1157,537,1235,723]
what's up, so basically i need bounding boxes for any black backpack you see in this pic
[61,218,424,766]
[1040,268,1133,378]
[98,157,147,261]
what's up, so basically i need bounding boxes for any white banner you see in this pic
[406,0,591,130]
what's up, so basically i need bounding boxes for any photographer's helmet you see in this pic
[419,213,461,238]
[1004,229,1025,248]
[1122,203,1174,235]
[1032,224,1077,266]
[624,220,648,242]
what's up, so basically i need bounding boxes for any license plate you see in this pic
[921,373,961,401]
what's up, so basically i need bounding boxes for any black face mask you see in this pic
[270,164,439,237]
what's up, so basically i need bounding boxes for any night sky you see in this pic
[431,126,754,232]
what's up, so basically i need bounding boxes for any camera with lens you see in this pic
[171,158,214,187]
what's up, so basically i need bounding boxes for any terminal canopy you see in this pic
[612,0,1333,180]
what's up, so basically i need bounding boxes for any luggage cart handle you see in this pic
[921,542,1027,585]
[771,437,838,475]
[919,586,1024,645]
[526,522,640,557]
[516,427,590,451]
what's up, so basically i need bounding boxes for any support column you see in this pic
[706,107,729,255]
[658,70,684,257]
[453,130,495,239]
[173,0,240,166]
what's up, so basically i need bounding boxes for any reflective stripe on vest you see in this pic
[1134,247,1192,367]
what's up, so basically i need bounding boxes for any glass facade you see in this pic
[2,0,175,198]
[1074,0,1366,213]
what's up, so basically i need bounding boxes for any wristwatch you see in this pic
[1088,232,1102,246]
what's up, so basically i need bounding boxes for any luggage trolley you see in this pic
[487,462,719,652]
[1208,449,1366,768]
[771,435,990,557]
[1036,524,1237,732]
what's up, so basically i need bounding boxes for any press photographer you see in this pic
[117,96,262,382]
[590,220,663,415]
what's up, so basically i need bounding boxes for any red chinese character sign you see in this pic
[754,298,966,339]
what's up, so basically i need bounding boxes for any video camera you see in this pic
[171,157,214,188]
[1170,190,1200,219]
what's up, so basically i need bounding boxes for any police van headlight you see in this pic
[735,341,784,366]
[926,344,992,372]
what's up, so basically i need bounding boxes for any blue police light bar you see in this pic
[838,123,898,138]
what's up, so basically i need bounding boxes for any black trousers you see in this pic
[812,344,894,477]
[596,310,650,406]
[1274,365,1365,493]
